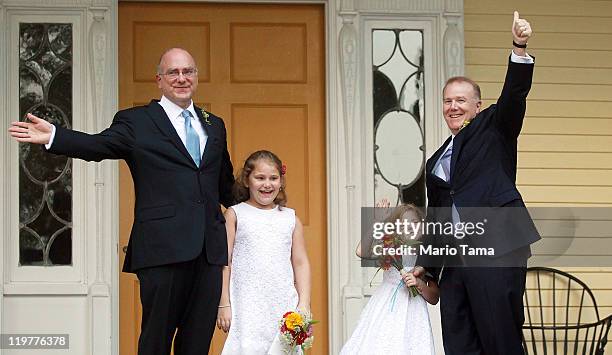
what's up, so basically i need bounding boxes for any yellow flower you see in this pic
[460,119,471,130]
[285,312,304,331]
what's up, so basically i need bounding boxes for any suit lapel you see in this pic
[427,136,452,185]
[145,100,195,166]
[451,112,481,180]
[194,106,219,169]
[450,130,465,182]
[428,136,452,174]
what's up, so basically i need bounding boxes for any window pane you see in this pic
[19,23,73,266]
[372,29,425,207]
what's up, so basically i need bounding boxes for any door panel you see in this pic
[119,3,327,354]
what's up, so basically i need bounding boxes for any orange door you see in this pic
[118,2,327,354]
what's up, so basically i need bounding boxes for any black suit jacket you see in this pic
[48,100,235,272]
[418,58,541,277]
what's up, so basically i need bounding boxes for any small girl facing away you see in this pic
[341,200,439,355]
[217,150,311,355]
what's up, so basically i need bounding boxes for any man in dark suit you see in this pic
[412,12,541,355]
[9,48,234,355]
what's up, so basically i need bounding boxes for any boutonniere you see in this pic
[460,119,472,130]
[200,108,212,126]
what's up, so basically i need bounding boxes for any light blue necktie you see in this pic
[181,110,201,167]
[440,142,453,182]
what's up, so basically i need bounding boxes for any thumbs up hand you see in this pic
[512,11,532,45]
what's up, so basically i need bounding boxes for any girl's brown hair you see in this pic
[361,203,425,260]
[384,203,425,240]
[234,150,287,207]
[384,203,424,222]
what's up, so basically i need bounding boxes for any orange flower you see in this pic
[284,312,304,331]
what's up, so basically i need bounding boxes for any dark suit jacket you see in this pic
[418,58,541,277]
[48,100,235,273]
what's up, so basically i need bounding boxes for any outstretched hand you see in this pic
[512,11,532,45]
[8,113,53,145]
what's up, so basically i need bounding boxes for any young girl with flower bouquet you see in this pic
[267,310,317,353]
[340,200,439,355]
[216,150,312,355]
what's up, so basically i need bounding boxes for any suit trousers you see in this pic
[439,264,527,355]
[136,251,222,355]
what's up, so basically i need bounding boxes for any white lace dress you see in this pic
[340,254,435,355]
[221,202,300,355]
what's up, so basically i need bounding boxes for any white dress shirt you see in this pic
[158,96,208,157]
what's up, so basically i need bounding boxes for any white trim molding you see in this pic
[443,14,464,79]
[0,4,6,353]
[6,11,86,286]
[1,1,118,354]
[328,1,462,353]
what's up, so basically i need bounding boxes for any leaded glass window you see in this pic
[19,23,73,266]
[372,29,425,207]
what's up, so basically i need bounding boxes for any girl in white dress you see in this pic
[217,150,311,355]
[340,202,439,355]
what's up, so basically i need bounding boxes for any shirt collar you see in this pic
[159,95,196,120]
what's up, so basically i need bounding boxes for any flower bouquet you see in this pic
[276,311,318,353]
[375,234,420,297]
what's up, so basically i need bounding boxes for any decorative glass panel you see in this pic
[372,29,425,207]
[19,23,73,266]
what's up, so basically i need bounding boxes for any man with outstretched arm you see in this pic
[9,48,234,355]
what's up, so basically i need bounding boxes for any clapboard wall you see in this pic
[464,0,612,352]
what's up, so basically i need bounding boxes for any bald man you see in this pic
[10,48,235,355]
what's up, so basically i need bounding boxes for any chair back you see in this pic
[523,267,611,355]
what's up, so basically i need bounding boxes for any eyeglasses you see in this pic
[158,68,198,80]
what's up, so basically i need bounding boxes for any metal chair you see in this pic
[523,267,612,354]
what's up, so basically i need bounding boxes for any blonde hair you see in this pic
[443,76,482,100]
[384,203,425,240]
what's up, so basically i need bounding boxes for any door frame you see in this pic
[115,0,336,353]
[115,1,462,353]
